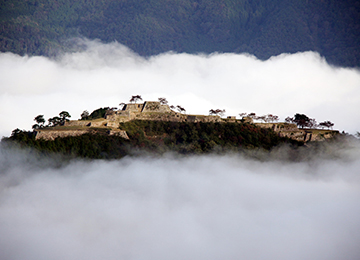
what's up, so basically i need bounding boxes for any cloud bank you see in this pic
[1,39,360,137]
[0,145,360,260]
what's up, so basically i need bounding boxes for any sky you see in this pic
[1,38,360,137]
[0,145,360,260]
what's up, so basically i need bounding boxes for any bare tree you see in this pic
[209,109,225,116]
[239,112,247,118]
[285,116,294,123]
[158,97,168,105]
[308,118,318,129]
[257,115,266,122]
[129,95,143,103]
[176,105,186,114]
[119,102,126,110]
[319,121,334,130]
[265,114,279,123]
[247,113,257,120]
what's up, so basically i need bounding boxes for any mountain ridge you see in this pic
[0,0,359,67]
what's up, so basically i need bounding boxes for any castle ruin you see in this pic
[35,101,339,142]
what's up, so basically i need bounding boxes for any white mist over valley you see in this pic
[0,145,360,260]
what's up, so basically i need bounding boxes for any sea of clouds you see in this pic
[1,39,360,260]
[0,142,360,260]
[0,38,360,137]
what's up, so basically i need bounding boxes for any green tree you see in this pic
[33,115,45,129]
[59,111,71,124]
[158,97,168,105]
[34,115,45,125]
[130,95,142,103]
[81,110,89,120]
[48,116,61,127]
[293,113,310,129]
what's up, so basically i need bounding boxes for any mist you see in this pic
[0,144,360,260]
[1,39,360,259]
[1,39,360,137]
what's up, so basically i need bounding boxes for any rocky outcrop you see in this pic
[107,130,129,139]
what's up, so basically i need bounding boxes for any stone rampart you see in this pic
[42,101,340,143]
[187,115,222,123]
[123,103,143,112]
[142,101,172,113]
[35,129,129,141]
[256,123,298,132]
[35,130,89,141]
[257,122,340,142]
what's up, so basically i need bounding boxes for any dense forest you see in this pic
[0,0,359,67]
[2,120,302,159]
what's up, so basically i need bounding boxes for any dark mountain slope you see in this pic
[0,0,359,67]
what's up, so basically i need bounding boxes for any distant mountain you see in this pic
[1,0,359,67]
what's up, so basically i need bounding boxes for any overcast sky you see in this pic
[1,39,360,137]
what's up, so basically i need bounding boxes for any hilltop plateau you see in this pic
[2,99,343,160]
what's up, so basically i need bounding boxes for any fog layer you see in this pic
[1,39,360,137]
[0,146,359,260]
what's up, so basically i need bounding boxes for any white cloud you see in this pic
[0,147,360,260]
[1,39,360,137]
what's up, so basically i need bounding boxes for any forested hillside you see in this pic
[0,0,359,67]
[3,120,302,159]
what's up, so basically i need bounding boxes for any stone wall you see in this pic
[123,103,144,112]
[256,123,339,142]
[35,130,89,141]
[142,101,172,113]
[187,115,222,123]
[256,123,298,132]
[65,120,90,127]
[45,101,340,143]
[35,129,129,141]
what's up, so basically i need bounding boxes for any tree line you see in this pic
[239,112,334,130]
[285,114,334,130]
[32,111,71,129]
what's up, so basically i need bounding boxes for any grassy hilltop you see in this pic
[3,102,349,160]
